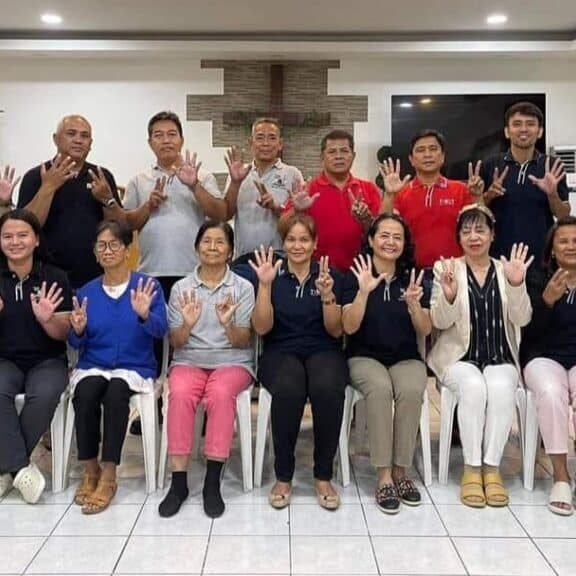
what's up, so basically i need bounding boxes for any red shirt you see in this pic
[284,172,381,272]
[394,176,473,268]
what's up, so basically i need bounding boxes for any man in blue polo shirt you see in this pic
[481,101,570,261]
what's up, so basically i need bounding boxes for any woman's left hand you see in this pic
[314,256,335,299]
[500,243,534,287]
[130,277,158,320]
[215,293,240,327]
[403,268,425,311]
[31,281,63,324]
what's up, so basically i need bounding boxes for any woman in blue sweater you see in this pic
[68,220,167,514]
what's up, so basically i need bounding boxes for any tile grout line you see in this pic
[110,499,146,575]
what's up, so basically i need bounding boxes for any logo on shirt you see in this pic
[439,198,456,207]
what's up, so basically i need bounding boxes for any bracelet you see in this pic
[322,297,336,305]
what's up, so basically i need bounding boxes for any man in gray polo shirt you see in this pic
[224,118,303,260]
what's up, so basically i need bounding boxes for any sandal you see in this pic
[483,470,508,507]
[74,468,101,506]
[394,477,421,506]
[376,483,400,514]
[315,483,340,511]
[12,463,46,504]
[548,481,573,516]
[81,477,117,515]
[460,469,486,508]
[268,483,292,510]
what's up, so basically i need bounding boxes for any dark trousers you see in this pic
[73,376,134,464]
[259,349,347,482]
[0,358,68,474]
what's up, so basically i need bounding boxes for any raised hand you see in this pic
[40,155,77,191]
[130,277,157,320]
[215,293,240,327]
[148,177,167,211]
[378,157,411,196]
[351,254,389,295]
[314,256,335,298]
[31,281,64,324]
[288,179,319,211]
[528,157,566,197]
[0,165,21,206]
[467,160,485,197]
[500,243,534,287]
[254,180,279,212]
[0,295,4,314]
[439,257,458,303]
[542,268,571,307]
[70,295,88,335]
[176,150,202,189]
[403,268,425,310]
[484,166,509,202]
[225,146,251,183]
[178,290,202,329]
[249,245,283,286]
[88,166,114,205]
[348,189,372,227]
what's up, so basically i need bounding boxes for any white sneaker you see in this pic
[0,473,13,498]
[13,463,46,504]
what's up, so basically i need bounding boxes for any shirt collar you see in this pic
[0,260,42,281]
[410,175,448,190]
[191,265,234,289]
[316,171,358,188]
[278,259,320,279]
[503,149,543,164]
[250,158,283,173]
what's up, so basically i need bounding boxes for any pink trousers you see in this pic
[523,357,576,454]
[167,365,252,459]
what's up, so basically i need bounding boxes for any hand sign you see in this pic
[314,256,335,298]
[528,157,566,197]
[0,165,21,206]
[350,254,390,295]
[215,293,239,327]
[148,176,167,211]
[289,179,319,211]
[500,243,534,287]
[88,166,114,205]
[31,281,63,324]
[130,277,157,320]
[254,180,278,212]
[543,267,570,307]
[249,245,283,286]
[348,189,372,226]
[70,296,88,335]
[225,146,251,183]
[467,160,485,197]
[178,290,202,329]
[176,150,202,189]
[439,257,458,303]
[403,268,425,309]
[485,165,509,202]
[40,154,77,191]
[378,157,411,196]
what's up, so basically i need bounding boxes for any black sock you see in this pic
[171,471,189,499]
[202,460,225,518]
[158,471,188,518]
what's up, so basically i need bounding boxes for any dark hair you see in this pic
[0,209,48,265]
[366,213,415,279]
[95,219,133,248]
[147,111,183,138]
[409,129,446,154]
[321,129,355,153]
[504,101,544,127]
[455,205,496,243]
[251,117,282,137]
[194,220,235,254]
[542,216,576,275]
[278,212,317,242]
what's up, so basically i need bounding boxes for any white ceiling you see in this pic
[0,0,574,36]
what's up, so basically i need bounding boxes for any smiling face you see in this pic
[250,121,283,164]
[148,119,184,167]
[0,218,39,266]
[283,222,317,267]
[53,116,92,164]
[552,225,576,271]
[505,112,543,153]
[196,226,232,267]
[409,135,445,177]
[369,218,405,264]
[458,216,494,259]
[94,228,128,271]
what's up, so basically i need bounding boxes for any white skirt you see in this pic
[70,368,155,395]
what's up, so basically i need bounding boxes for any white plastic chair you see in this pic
[15,391,67,493]
[515,387,539,490]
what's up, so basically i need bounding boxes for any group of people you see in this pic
[0,100,574,521]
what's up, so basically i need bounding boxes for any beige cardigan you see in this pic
[427,257,532,381]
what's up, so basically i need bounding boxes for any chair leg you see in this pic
[416,389,433,487]
[438,386,457,486]
[236,388,253,492]
[522,389,539,491]
[50,393,67,493]
[337,386,358,487]
[134,393,157,494]
[254,388,272,488]
[62,395,76,491]
[157,389,169,490]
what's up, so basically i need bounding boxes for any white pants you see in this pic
[443,361,518,467]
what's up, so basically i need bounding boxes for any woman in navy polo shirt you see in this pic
[251,212,347,510]
[343,213,431,514]
[0,209,72,504]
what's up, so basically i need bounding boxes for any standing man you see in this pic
[481,101,569,260]
[224,118,303,260]
[18,115,124,289]
[283,129,381,272]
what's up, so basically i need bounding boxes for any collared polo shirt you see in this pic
[481,151,570,260]
[124,166,223,277]
[262,261,343,356]
[229,159,303,257]
[394,176,473,268]
[168,266,254,374]
[0,262,73,371]
[17,161,120,289]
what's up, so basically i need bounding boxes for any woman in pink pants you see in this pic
[158,221,255,519]
[522,216,576,516]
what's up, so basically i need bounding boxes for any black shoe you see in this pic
[202,485,225,518]
[394,477,421,506]
[158,489,187,518]
[376,483,400,514]
[129,418,142,436]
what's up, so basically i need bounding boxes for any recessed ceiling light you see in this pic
[41,13,63,25]
[486,13,508,25]
[399,102,413,109]
[420,98,432,105]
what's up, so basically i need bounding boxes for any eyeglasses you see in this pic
[95,240,123,253]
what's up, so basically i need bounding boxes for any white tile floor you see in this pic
[1,383,574,576]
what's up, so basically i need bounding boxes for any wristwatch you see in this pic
[104,197,118,208]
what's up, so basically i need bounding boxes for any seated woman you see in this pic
[159,221,254,519]
[342,214,431,514]
[522,216,576,516]
[0,209,71,503]
[69,220,167,514]
[428,204,532,508]
[251,213,347,510]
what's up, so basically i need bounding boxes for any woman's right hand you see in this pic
[249,245,282,286]
[542,268,570,307]
[351,254,389,295]
[439,257,458,303]
[179,290,203,329]
[70,296,88,335]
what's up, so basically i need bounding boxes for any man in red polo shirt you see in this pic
[282,129,381,272]
[380,129,484,278]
